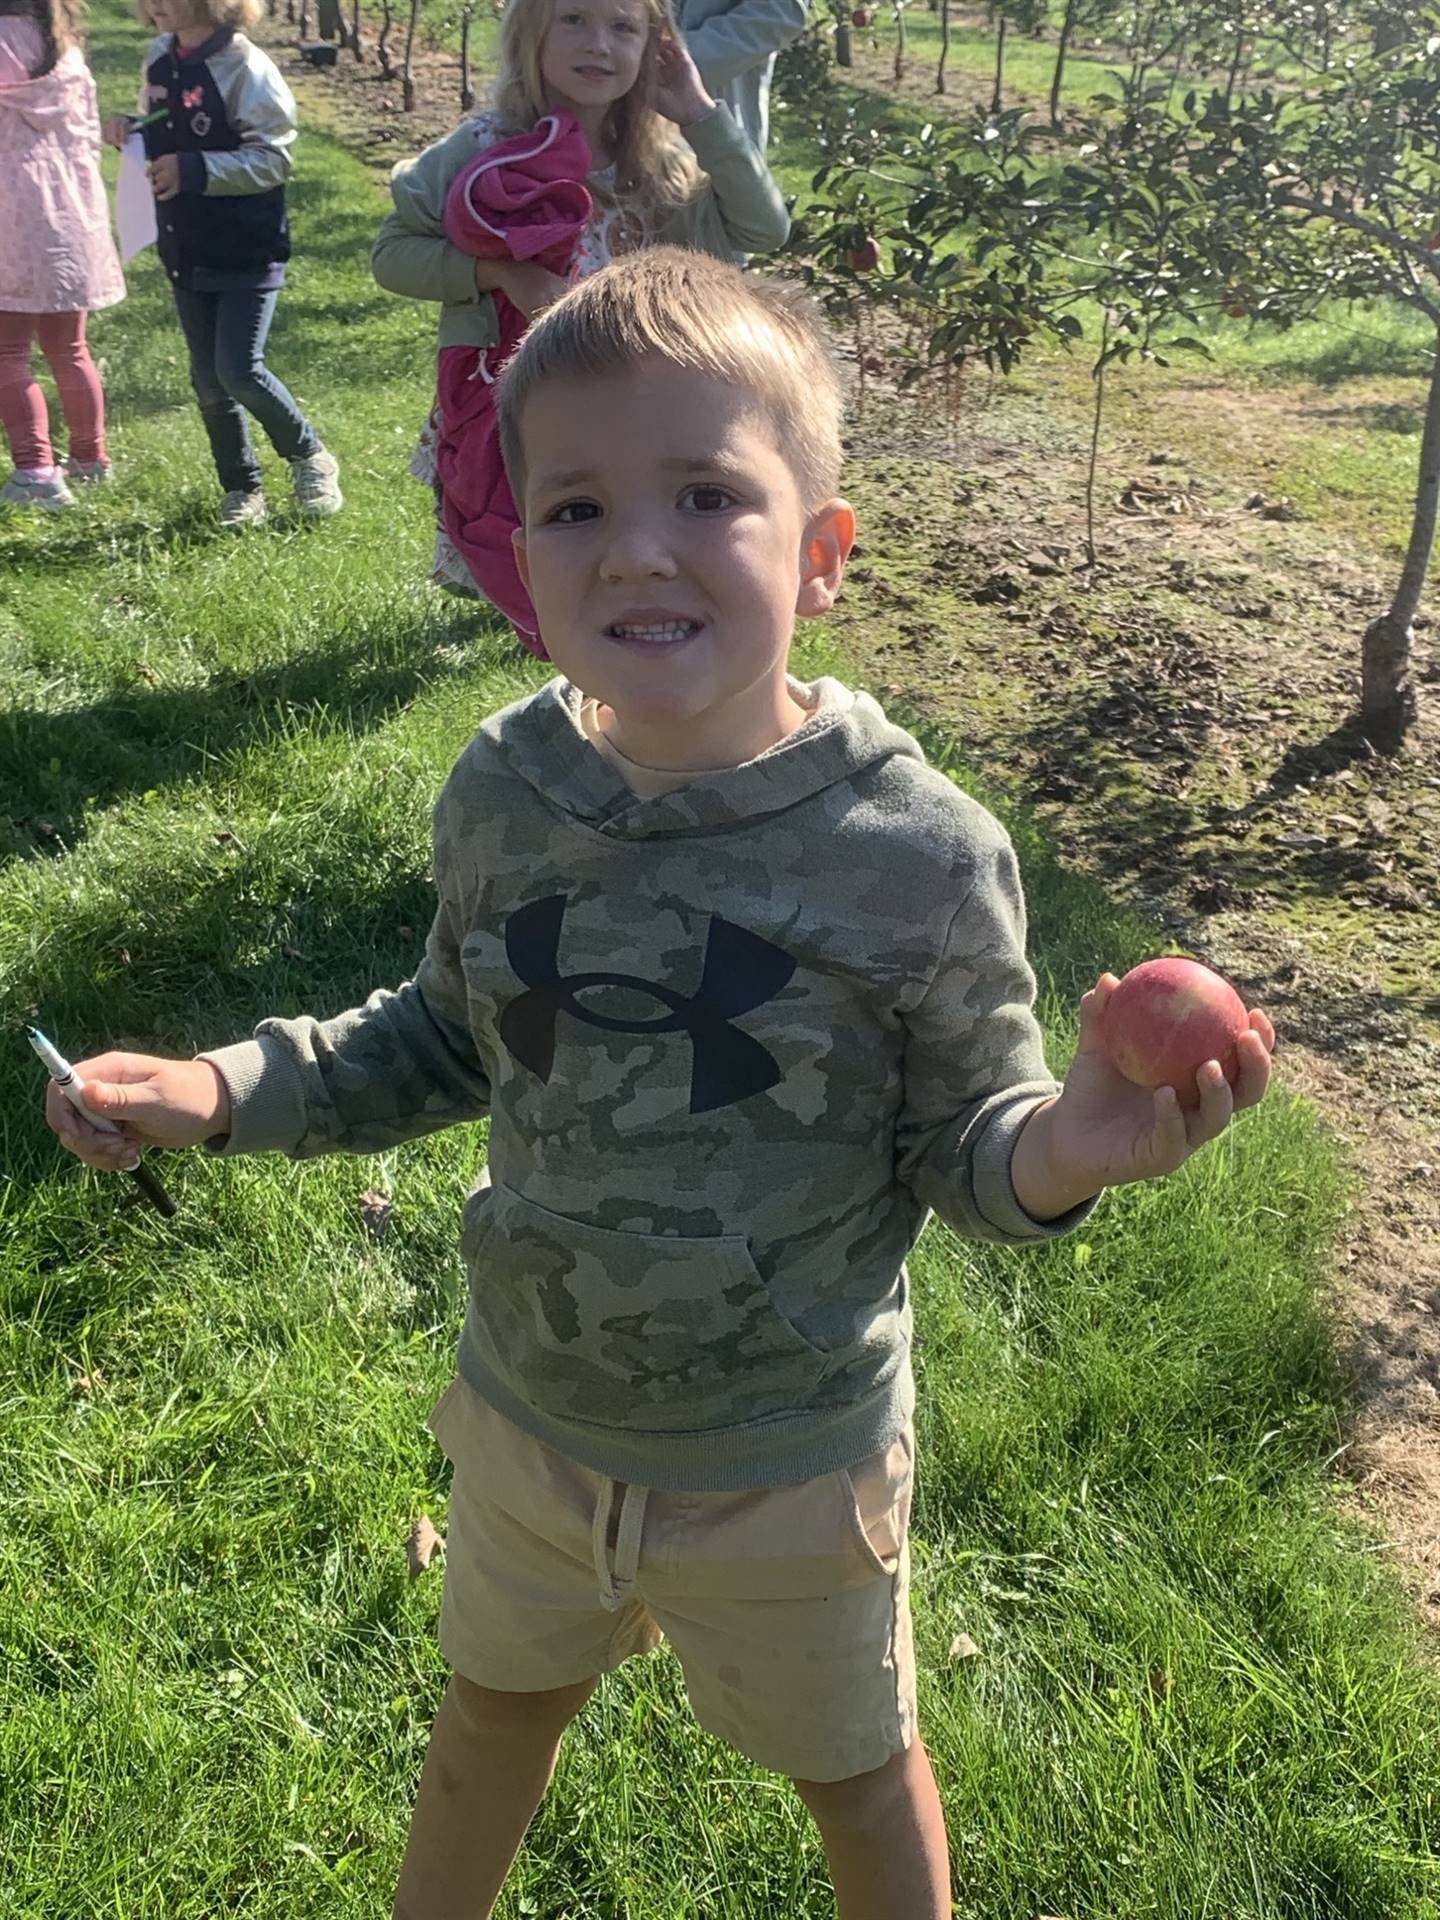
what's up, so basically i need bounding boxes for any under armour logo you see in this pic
[498,895,795,1114]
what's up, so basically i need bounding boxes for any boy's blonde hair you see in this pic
[491,0,700,228]
[135,0,263,29]
[497,247,844,514]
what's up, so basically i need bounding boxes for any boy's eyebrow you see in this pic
[534,456,749,493]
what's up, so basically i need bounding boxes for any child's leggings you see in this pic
[0,310,107,472]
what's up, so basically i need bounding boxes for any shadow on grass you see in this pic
[1255,328,1434,388]
[0,494,229,572]
[1297,399,1422,436]
[1,602,510,868]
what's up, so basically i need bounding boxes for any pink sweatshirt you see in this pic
[0,18,124,313]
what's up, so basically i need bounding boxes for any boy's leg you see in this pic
[37,312,106,467]
[393,1671,597,1920]
[0,312,51,470]
[172,287,262,495]
[792,1739,951,1920]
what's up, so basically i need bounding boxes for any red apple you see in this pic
[847,236,881,271]
[852,7,869,23]
[1101,957,1249,1109]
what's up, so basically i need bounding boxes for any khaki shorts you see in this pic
[427,1375,917,1783]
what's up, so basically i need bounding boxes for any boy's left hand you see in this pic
[1041,972,1275,1193]
[650,31,715,126]
[148,153,181,200]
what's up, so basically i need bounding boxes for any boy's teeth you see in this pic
[610,621,695,640]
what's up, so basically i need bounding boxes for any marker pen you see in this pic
[25,1025,178,1218]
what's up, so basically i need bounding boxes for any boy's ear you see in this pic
[512,524,531,594]
[796,499,856,620]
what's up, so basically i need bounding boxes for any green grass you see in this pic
[5,6,1440,1915]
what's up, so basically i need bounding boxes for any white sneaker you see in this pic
[66,457,113,486]
[1,467,75,511]
[290,446,342,517]
[220,488,268,529]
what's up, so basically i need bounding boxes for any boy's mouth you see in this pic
[604,617,704,645]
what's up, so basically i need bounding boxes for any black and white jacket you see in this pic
[138,28,295,291]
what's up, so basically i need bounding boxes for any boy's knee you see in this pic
[447,1670,598,1737]
[792,1745,913,1832]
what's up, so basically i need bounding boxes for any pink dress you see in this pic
[0,20,124,314]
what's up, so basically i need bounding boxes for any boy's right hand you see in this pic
[46,1054,230,1170]
[102,115,132,150]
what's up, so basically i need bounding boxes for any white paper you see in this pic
[115,134,158,266]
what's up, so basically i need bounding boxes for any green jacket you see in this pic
[201,680,1094,1491]
[371,103,791,354]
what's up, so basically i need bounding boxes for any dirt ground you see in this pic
[269,23,1440,1630]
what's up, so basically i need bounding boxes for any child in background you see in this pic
[372,0,789,648]
[45,250,1275,1920]
[0,0,124,510]
[101,0,340,529]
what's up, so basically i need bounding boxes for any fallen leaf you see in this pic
[949,1632,980,1661]
[1148,1667,1172,1699]
[71,1368,105,1397]
[407,1515,445,1578]
[358,1189,393,1241]
[281,944,308,962]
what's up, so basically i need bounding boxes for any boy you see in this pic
[48,248,1274,1920]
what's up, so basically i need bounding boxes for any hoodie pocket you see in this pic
[463,1183,828,1432]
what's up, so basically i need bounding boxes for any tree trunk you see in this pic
[991,13,1006,115]
[350,0,362,58]
[894,0,906,82]
[297,0,308,35]
[316,0,341,38]
[402,0,420,105]
[1361,338,1439,747]
[1085,309,1110,570]
[460,3,475,108]
[1049,0,1076,128]
[378,0,394,76]
[936,0,950,92]
[835,21,852,65]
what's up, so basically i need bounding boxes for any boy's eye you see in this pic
[545,500,600,525]
[682,483,737,513]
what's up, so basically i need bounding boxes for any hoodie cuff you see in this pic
[680,101,743,166]
[195,1033,308,1156]
[179,152,208,195]
[972,1090,1102,1241]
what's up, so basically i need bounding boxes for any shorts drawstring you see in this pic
[592,1479,649,1612]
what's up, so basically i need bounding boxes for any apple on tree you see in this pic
[852,7,869,23]
[1100,957,1250,1110]
[847,235,881,272]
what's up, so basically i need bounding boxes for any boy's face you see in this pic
[540,0,649,116]
[513,359,854,768]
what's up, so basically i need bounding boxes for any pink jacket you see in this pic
[433,113,593,655]
[0,22,124,314]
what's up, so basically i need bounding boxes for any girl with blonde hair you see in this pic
[0,0,124,509]
[101,0,341,527]
[373,0,789,646]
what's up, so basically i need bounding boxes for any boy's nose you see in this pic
[599,520,678,582]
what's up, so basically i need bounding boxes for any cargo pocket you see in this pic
[468,1183,829,1431]
[840,1425,915,1577]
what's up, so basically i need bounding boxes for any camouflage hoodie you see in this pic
[202,677,1093,1490]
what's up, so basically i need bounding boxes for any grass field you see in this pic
[4,6,1440,1915]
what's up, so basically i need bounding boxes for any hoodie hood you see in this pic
[480,675,927,838]
[0,43,95,135]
